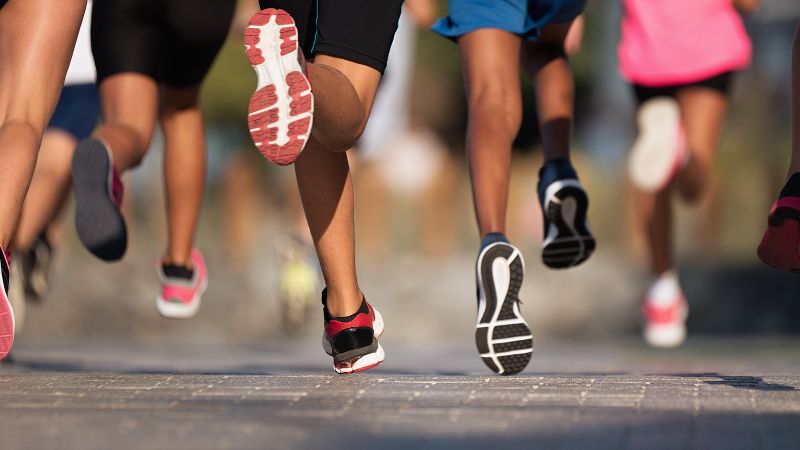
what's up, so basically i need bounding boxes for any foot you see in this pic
[156,249,208,319]
[18,234,53,301]
[758,173,800,272]
[642,271,688,348]
[245,8,313,165]
[538,159,596,269]
[71,138,127,261]
[321,289,385,374]
[0,249,15,360]
[475,236,532,375]
[628,97,689,192]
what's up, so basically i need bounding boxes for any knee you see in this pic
[0,118,45,147]
[468,86,522,132]
[315,108,367,152]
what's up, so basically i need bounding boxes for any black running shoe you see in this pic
[320,289,385,374]
[475,239,532,375]
[537,159,596,269]
[71,138,127,261]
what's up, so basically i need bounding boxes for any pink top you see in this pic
[618,0,752,87]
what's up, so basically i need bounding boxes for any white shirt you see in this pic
[64,1,96,86]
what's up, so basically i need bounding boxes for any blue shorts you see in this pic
[47,83,100,140]
[432,0,586,41]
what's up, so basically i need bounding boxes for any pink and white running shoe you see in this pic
[642,271,688,348]
[244,8,313,166]
[0,248,15,360]
[628,97,689,192]
[156,249,208,319]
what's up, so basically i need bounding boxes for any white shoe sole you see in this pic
[628,97,684,192]
[475,242,532,375]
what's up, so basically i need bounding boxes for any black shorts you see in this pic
[259,0,404,74]
[632,72,734,105]
[91,0,236,87]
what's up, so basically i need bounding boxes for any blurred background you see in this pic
[13,0,800,353]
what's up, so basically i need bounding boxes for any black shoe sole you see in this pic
[475,243,532,375]
[542,183,596,269]
[71,139,127,261]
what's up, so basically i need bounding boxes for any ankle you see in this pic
[324,286,363,318]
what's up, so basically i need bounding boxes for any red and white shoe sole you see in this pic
[0,287,15,360]
[322,307,385,374]
[244,8,313,166]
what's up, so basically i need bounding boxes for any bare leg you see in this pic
[160,86,206,267]
[521,22,575,163]
[458,29,522,237]
[295,55,380,317]
[94,74,158,172]
[0,0,85,247]
[675,88,728,203]
[14,130,76,251]
[638,188,673,275]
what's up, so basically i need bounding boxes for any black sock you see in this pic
[779,173,800,198]
[162,264,194,280]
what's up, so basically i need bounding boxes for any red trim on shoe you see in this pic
[642,296,687,325]
[769,197,800,216]
[325,313,374,339]
[758,217,800,272]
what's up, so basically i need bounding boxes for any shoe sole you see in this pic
[628,97,684,192]
[0,267,14,359]
[476,242,532,375]
[322,308,385,374]
[245,8,313,166]
[71,139,127,261]
[542,179,596,269]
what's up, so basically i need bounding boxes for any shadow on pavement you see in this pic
[667,372,796,391]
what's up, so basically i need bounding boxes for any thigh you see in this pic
[675,87,728,160]
[99,73,159,142]
[91,0,163,84]
[458,29,522,105]
[163,0,237,88]
[0,0,86,131]
[313,54,382,119]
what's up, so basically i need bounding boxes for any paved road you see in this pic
[1,339,799,450]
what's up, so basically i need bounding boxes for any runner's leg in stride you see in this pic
[432,0,591,375]
[70,0,235,317]
[0,0,87,359]
[246,1,403,373]
[758,23,800,272]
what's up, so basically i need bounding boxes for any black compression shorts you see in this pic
[632,71,734,105]
[91,0,236,87]
[259,0,404,74]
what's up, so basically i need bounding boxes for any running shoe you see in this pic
[538,159,596,269]
[19,234,53,302]
[245,8,313,166]
[156,249,208,319]
[321,289,385,374]
[642,271,688,348]
[475,237,532,375]
[628,97,689,192]
[0,248,15,360]
[71,138,127,261]
[758,174,800,272]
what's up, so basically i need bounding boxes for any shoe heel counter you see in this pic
[331,327,374,355]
